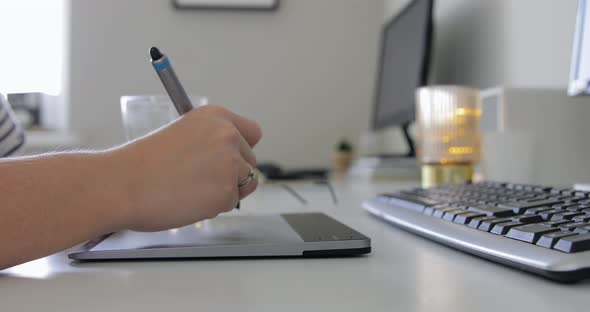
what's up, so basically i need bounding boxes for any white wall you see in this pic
[385,0,579,89]
[68,0,382,168]
[503,1,578,88]
[432,0,508,88]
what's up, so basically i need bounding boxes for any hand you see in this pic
[110,105,262,232]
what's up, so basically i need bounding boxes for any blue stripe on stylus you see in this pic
[153,58,171,72]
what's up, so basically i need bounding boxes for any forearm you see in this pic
[0,151,129,269]
[0,105,262,270]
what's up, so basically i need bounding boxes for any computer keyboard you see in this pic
[363,181,590,282]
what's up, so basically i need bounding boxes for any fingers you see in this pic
[236,157,258,200]
[238,134,256,168]
[202,105,262,147]
[184,105,261,207]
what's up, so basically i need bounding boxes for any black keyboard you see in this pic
[363,181,590,282]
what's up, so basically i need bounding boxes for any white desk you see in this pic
[1,178,589,311]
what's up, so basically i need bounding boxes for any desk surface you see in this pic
[1,178,589,311]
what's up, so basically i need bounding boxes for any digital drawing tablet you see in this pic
[69,213,371,260]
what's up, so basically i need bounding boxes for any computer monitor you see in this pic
[569,0,590,96]
[372,0,434,157]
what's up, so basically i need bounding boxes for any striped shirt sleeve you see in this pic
[0,94,26,157]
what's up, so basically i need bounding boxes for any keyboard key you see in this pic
[559,189,576,196]
[464,198,481,205]
[554,233,590,253]
[533,186,553,193]
[552,203,578,210]
[536,231,578,248]
[568,197,585,203]
[432,206,457,218]
[539,209,563,221]
[379,193,441,212]
[524,206,552,215]
[442,209,470,221]
[425,204,449,213]
[572,215,590,223]
[523,185,536,192]
[506,224,559,243]
[558,222,589,232]
[555,196,578,201]
[539,220,573,227]
[498,199,564,214]
[506,183,520,190]
[466,204,515,217]
[478,217,513,232]
[511,215,544,224]
[515,195,539,202]
[453,212,485,225]
[574,225,590,234]
[566,197,587,204]
[565,205,590,212]
[550,211,584,221]
[468,216,496,229]
[484,182,507,188]
[491,221,524,235]
[449,201,471,209]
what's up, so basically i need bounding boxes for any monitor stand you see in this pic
[349,124,419,178]
[368,123,416,159]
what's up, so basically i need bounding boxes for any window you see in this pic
[0,0,65,96]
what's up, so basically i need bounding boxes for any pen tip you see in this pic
[150,47,163,61]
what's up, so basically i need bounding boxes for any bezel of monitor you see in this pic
[569,0,590,96]
[371,0,434,130]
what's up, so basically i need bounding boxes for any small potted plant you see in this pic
[333,139,354,172]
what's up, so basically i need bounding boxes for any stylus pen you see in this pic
[150,46,240,209]
[150,47,193,114]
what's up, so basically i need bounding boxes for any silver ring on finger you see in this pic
[238,167,257,188]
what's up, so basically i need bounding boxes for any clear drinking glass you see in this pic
[120,95,208,141]
[415,86,482,188]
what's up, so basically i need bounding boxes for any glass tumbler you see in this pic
[415,86,482,188]
[120,95,208,141]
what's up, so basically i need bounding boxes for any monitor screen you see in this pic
[372,0,433,130]
[569,0,590,96]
